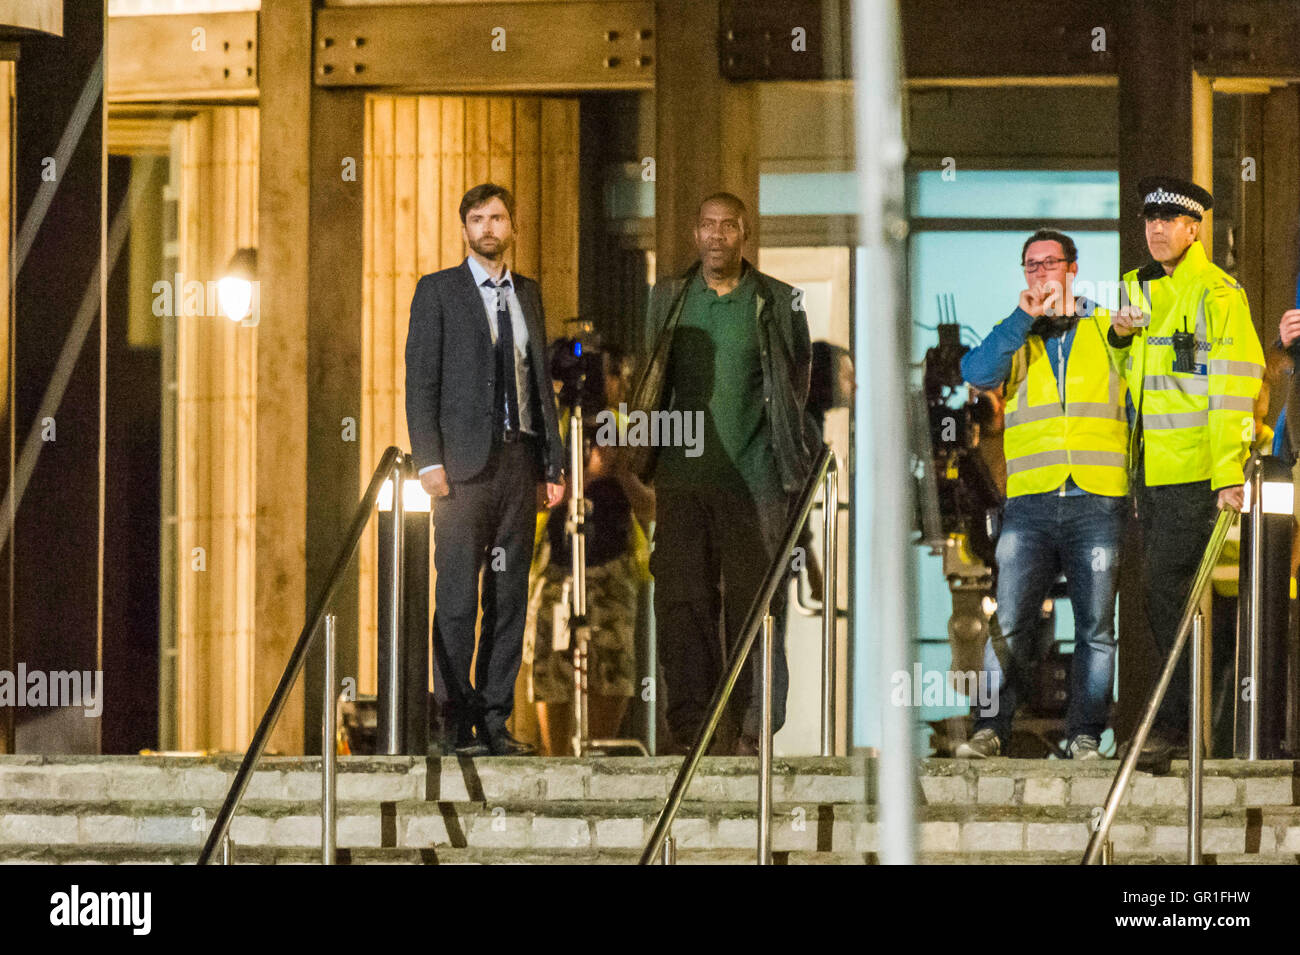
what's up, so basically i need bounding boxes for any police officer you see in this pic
[1109,177,1264,763]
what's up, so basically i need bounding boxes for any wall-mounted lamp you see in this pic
[218,247,259,326]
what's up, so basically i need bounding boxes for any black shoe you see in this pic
[486,728,537,756]
[1118,730,1182,775]
[447,722,489,757]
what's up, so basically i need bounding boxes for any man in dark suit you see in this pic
[405,183,566,757]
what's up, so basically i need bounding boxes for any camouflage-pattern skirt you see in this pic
[529,553,638,702]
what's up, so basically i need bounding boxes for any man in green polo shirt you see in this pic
[631,192,813,754]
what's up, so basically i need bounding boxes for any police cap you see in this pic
[1139,176,1213,220]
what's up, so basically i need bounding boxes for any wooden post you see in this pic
[9,0,105,754]
[654,0,760,281]
[1116,0,1193,272]
[1261,86,1300,348]
[1113,0,1193,744]
[257,0,312,753]
[304,88,366,754]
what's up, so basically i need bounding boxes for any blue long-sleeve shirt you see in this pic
[961,304,1086,496]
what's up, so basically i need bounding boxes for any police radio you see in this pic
[1172,316,1197,374]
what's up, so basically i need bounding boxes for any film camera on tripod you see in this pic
[538,322,648,756]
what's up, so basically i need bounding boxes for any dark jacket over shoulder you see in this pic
[405,261,566,484]
[627,259,814,494]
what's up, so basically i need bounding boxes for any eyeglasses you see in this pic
[1023,257,1068,273]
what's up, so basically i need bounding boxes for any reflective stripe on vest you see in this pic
[1144,410,1208,429]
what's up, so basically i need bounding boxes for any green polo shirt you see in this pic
[655,268,780,496]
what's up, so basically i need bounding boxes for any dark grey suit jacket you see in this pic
[405,260,565,484]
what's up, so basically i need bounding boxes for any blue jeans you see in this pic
[973,491,1125,745]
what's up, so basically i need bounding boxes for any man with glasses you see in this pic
[1108,177,1263,767]
[955,229,1128,760]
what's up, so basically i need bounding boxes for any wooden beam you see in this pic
[718,0,851,81]
[257,0,311,754]
[1192,0,1300,78]
[903,0,1117,81]
[0,0,61,38]
[107,12,257,102]
[315,2,653,91]
[900,0,1300,83]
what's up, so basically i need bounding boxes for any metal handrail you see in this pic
[1080,501,1238,865]
[198,445,406,864]
[638,443,836,865]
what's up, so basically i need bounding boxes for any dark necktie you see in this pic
[487,278,520,436]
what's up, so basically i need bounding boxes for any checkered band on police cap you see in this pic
[1143,188,1204,216]
[1137,176,1214,220]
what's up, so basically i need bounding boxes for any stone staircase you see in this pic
[0,754,1296,864]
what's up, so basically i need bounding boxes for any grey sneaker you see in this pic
[1069,734,1102,761]
[955,728,1001,758]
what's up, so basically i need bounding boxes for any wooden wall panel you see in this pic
[513,99,541,279]
[176,107,258,752]
[358,94,578,693]
[539,98,579,330]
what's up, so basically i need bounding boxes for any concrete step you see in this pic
[2,754,1296,864]
[3,755,1294,807]
[919,758,1299,810]
[1,843,1296,865]
[4,797,1300,855]
[0,755,869,805]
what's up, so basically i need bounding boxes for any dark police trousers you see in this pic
[431,436,540,741]
[1137,477,1220,736]
[652,483,793,748]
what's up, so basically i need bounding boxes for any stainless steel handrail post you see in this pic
[1081,504,1238,865]
[821,455,839,757]
[384,458,406,755]
[323,613,338,865]
[570,406,588,757]
[758,614,774,866]
[1245,452,1263,758]
[1188,610,1205,865]
[660,836,676,865]
[221,834,233,865]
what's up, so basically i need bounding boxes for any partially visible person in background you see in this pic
[781,341,854,611]
[524,344,654,755]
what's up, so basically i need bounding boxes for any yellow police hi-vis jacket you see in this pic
[1003,308,1129,498]
[1110,241,1263,490]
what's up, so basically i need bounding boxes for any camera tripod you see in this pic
[563,401,648,757]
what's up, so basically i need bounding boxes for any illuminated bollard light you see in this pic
[377,465,432,756]
[1234,454,1293,759]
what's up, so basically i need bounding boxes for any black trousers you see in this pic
[431,438,540,740]
[1137,478,1220,735]
[652,483,792,748]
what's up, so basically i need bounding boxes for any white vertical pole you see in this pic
[852,0,916,864]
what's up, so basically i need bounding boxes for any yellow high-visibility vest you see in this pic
[1111,241,1263,489]
[1004,308,1129,498]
